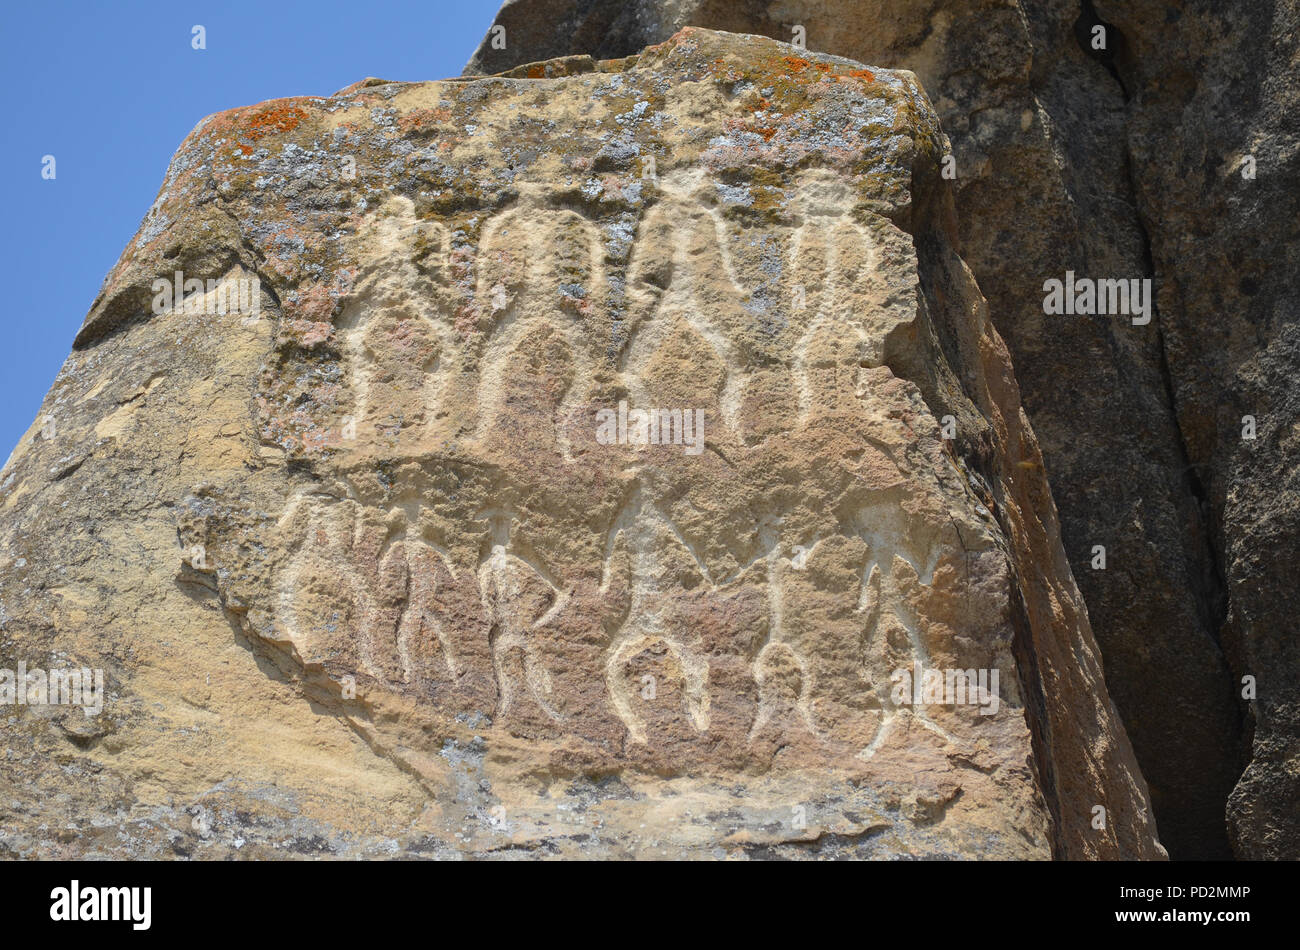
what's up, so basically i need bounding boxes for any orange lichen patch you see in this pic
[336,266,359,294]
[708,57,745,83]
[756,127,778,142]
[244,105,307,140]
[845,68,876,82]
[386,318,437,361]
[194,100,313,155]
[301,425,343,454]
[527,63,546,79]
[235,106,308,154]
[285,282,337,324]
[701,48,854,115]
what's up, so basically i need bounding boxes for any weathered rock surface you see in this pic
[466,0,1294,860]
[0,29,1162,858]
[1090,0,1300,860]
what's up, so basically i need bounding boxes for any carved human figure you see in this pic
[475,508,569,722]
[338,197,458,443]
[474,189,605,458]
[599,489,712,744]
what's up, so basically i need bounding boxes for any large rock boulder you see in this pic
[465,0,1290,860]
[0,29,1161,858]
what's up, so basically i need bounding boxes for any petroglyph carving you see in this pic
[274,491,460,688]
[335,172,887,452]
[624,169,754,435]
[475,189,605,457]
[788,170,880,423]
[288,172,955,751]
[850,497,957,757]
[475,508,568,721]
[748,516,820,741]
[339,197,457,440]
[599,488,712,743]
[275,493,376,672]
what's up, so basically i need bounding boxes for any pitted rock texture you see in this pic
[465,0,1293,860]
[1088,0,1300,863]
[0,29,1161,859]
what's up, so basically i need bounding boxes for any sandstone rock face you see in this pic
[465,0,1289,860]
[0,29,1162,858]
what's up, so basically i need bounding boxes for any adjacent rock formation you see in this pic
[0,29,1162,858]
[467,0,1296,860]
[1089,0,1300,864]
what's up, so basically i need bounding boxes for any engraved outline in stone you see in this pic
[599,486,712,744]
[623,169,752,436]
[748,514,822,741]
[474,195,604,461]
[788,171,880,424]
[275,490,460,687]
[338,202,458,441]
[850,498,957,759]
[475,507,568,721]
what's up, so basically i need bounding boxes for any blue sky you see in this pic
[1,0,501,460]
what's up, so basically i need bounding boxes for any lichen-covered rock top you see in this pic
[1,29,1160,859]
[78,28,941,352]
